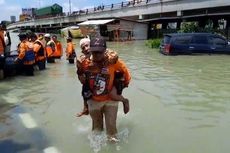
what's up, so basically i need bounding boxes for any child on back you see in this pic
[76,38,91,117]
[76,38,129,117]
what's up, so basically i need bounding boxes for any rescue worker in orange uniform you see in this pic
[65,37,76,63]
[77,37,131,141]
[44,33,56,63]
[28,32,37,43]
[52,35,63,59]
[76,38,129,117]
[34,34,46,70]
[15,33,35,76]
[0,25,6,79]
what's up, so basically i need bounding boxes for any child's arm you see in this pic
[114,59,131,87]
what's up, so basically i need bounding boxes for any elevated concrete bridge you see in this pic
[7,0,230,38]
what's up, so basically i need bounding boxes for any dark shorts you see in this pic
[0,56,5,69]
[37,60,46,70]
[81,83,92,100]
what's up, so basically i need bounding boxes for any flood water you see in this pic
[0,32,230,153]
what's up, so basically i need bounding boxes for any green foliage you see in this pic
[145,38,162,48]
[179,22,199,33]
[179,20,215,33]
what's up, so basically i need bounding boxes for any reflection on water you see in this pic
[1,33,230,153]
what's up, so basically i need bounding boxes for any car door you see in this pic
[189,35,213,54]
[211,36,230,54]
[173,35,192,54]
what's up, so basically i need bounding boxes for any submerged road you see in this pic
[1,33,230,153]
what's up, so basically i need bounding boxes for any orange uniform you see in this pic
[33,39,46,62]
[53,41,63,58]
[77,54,90,76]
[18,40,35,65]
[0,31,5,55]
[66,42,75,58]
[46,40,56,57]
[87,50,131,102]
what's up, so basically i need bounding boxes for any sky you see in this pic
[0,0,126,21]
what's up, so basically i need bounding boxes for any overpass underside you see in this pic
[140,5,230,39]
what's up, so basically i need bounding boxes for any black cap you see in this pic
[90,37,106,52]
[66,37,72,40]
[18,32,27,38]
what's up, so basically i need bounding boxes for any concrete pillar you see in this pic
[162,22,168,29]
[177,21,181,29]
[198,18,207,28]
[212,19,219,29]
[226,17,230,29]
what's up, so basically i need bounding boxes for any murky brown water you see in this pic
[0,32,230,153]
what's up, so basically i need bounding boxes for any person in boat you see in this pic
[77,36,131,141]
[1,24,11,55]
[76,38,130,117]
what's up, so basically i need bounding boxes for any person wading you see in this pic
[79,36,131,141]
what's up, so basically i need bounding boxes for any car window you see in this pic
[163,36,171,44]
[174,36,192,45]
[192,35,209,44]
[212,37,226,46]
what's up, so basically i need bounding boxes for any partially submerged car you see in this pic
[160,33,230,55]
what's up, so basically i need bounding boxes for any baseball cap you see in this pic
[90,37,106,52]
[44,33,51,38]
[18,32,27,38]
[66,37,72,40]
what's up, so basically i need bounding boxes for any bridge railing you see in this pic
[8,0,179,29]
[69,0,170,16]
[10,0,177,23]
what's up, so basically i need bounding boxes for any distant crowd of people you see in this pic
[0,28,76,78]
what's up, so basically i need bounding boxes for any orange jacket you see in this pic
[66,42,75,58]
[18,41,35,65]
[88,58,131,102]
[46,40,56,57]
[76,53,90,76]
[34,39,46,61]
[0,31,5,55]
[53,41,63,58]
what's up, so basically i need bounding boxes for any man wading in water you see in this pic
[76,36,131,141]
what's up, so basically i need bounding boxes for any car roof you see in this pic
[164,33,216,37]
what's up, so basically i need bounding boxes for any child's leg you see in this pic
[109,87,129,114]
[76,84,90,117]
[110,87,126,102]
[76,99,89,117]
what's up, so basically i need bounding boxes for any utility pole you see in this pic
[69,0,72,14]
[38,0,41,8]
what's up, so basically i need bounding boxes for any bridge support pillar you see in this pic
[212,19,219,29]
[177,21,181,29]
[198,18,208,28]
[226,18,230,29]
[162,22,168,29]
